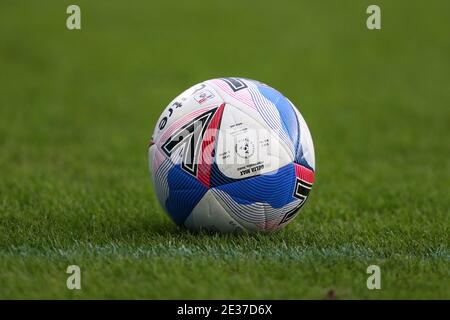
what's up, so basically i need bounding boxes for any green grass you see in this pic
[0,0,449,299]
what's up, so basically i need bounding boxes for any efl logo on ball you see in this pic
[149,78,315,232]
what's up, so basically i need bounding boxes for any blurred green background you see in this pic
[0,0,449,298]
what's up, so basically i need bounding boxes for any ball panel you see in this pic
[210,162,315,231]
[214,103,293,181]
[215,163,297,209]
[252,82,300,152]
[150,149,172,213]
[164,164,208,225]
[210,163,300,231]
[208,78,297,157]
[184,190,245,232]
[292,104,315,170]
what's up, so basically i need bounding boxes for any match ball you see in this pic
[149,78,315,232]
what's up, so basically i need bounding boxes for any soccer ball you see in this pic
[149,78,315,232]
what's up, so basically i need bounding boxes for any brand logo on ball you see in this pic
[235,138,255,159]
[222,77,248,92]
[161,108,217,177]
[279,179,312,224]
[194,90,215,104]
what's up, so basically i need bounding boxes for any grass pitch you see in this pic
[0,0,449,299]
